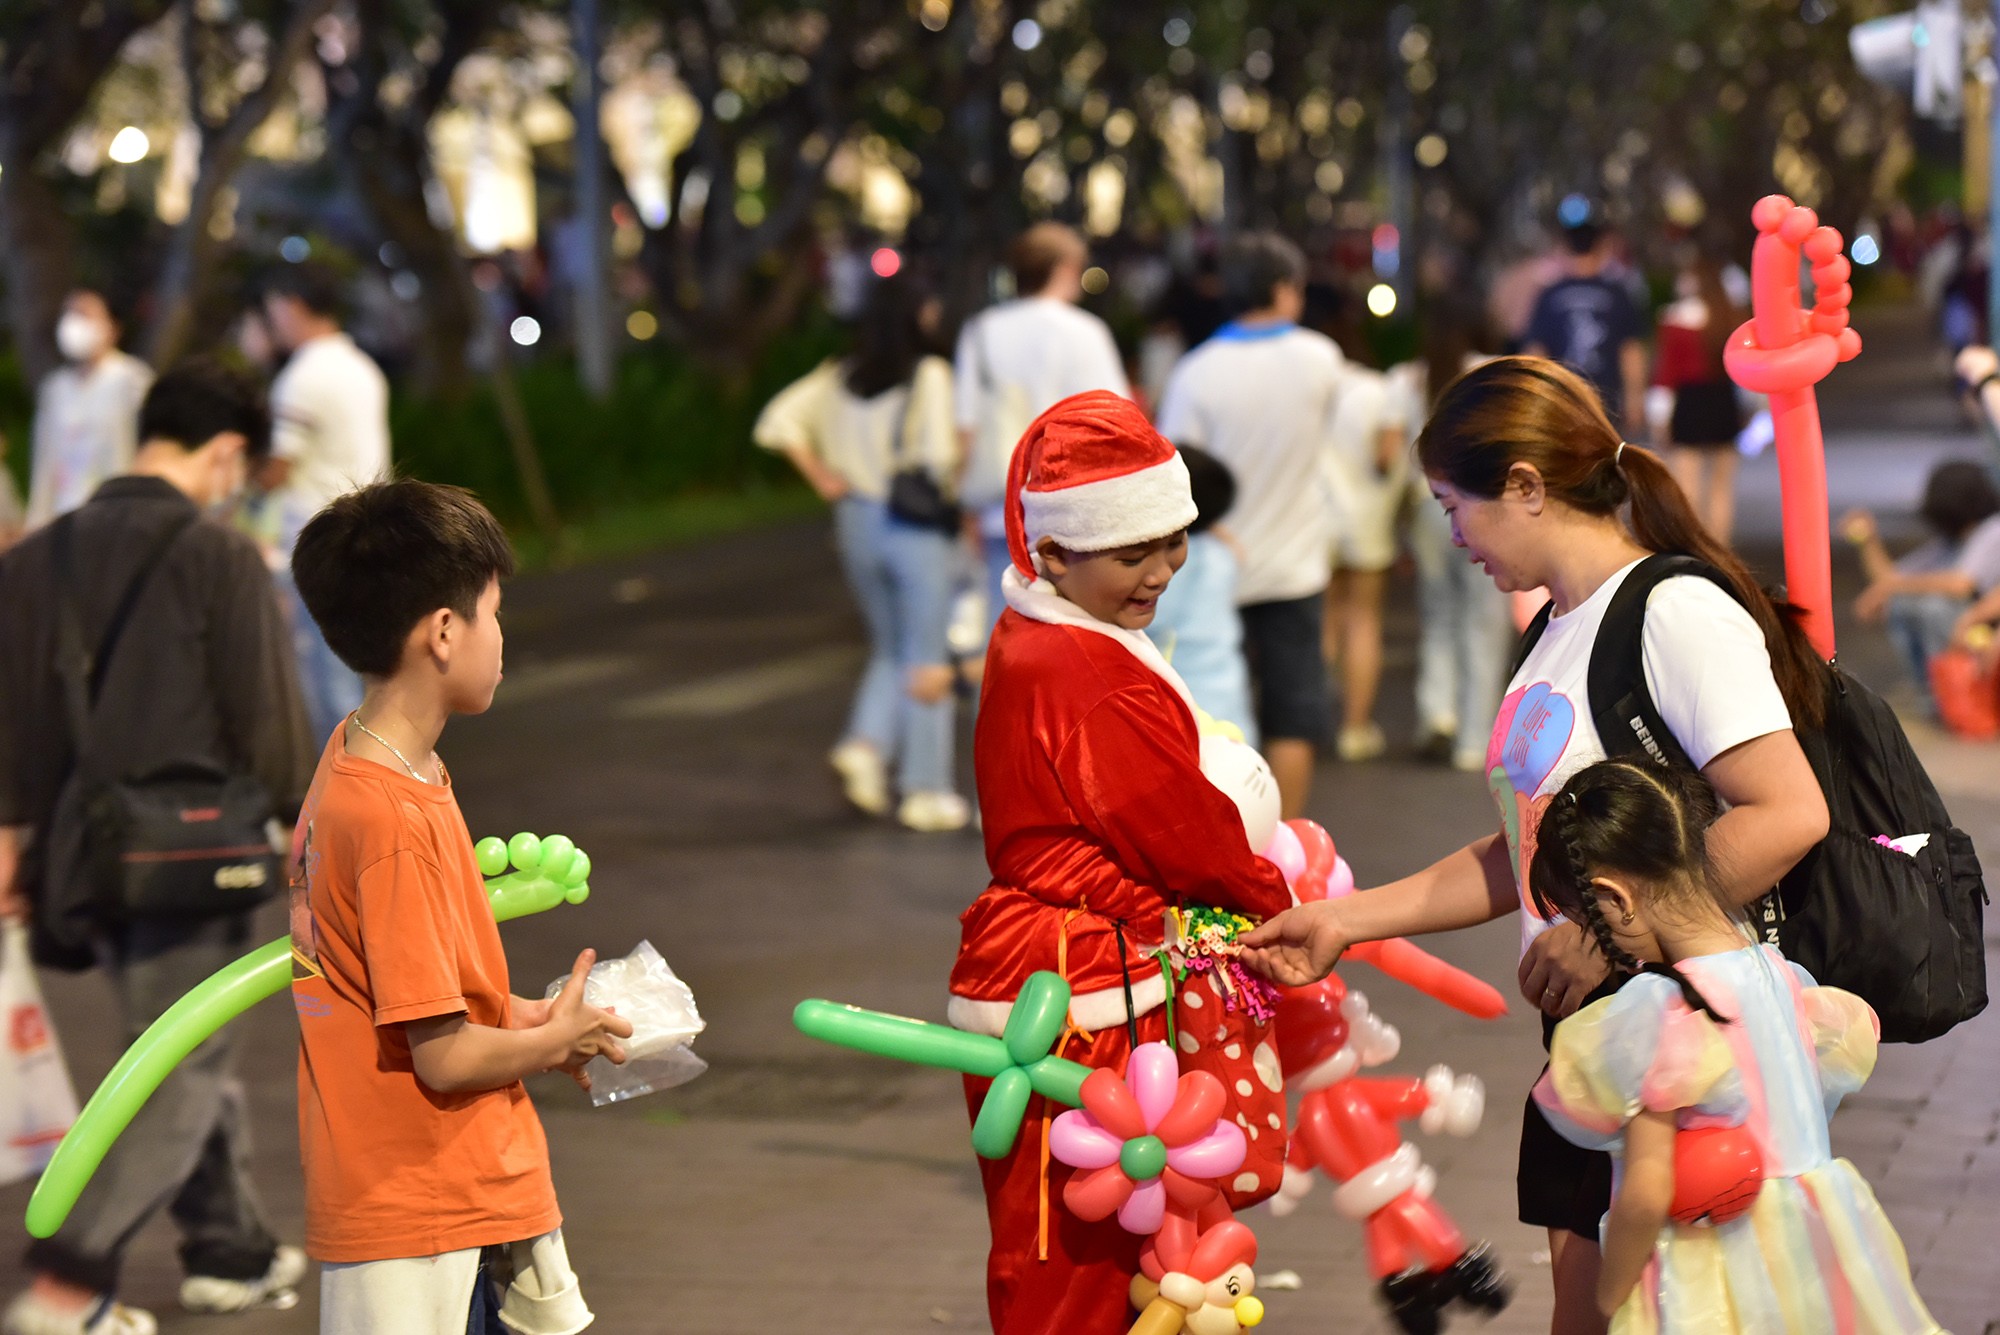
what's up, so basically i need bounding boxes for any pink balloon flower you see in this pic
[1048,1041,1248,1235]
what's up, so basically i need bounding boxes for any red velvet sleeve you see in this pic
[1051,685,1291,920]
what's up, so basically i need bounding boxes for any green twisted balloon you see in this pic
[793,970,1093,1159]
[25,832,592,1239]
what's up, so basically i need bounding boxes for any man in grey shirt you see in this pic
[0,361,312,1335]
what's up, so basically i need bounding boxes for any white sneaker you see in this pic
[828,740,890,815]
[179,1245,307,1314]
[2,1292,156,1335]
[898,791,971,833]
[1336,722,1387,762]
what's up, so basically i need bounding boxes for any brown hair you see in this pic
[1688,257,1744,364]
[1007,222,1087,296]
[1417,356,1825,726]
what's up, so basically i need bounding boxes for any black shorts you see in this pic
[1239,594,1332,745]
[1669,380,1744,447]
[1517,1086,1613,1237]
[1517,976,1621,1238]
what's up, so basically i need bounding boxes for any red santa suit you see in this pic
[948,392,1291,1334]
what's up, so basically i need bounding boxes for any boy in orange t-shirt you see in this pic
[288,480,631,1331]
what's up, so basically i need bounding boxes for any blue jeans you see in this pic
[276,568,363,746]
[834,498,960,796]
[1888,591,1969,713]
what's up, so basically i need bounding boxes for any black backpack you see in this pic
[1514,553,1988,1043]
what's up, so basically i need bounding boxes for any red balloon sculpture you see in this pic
[1268,823,1512,1333]
[1722,194,1863,660]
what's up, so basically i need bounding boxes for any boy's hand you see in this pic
[543,949,635,1080]
[1236,901,1349,986]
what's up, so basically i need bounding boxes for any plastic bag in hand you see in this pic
[545,940,706,1107]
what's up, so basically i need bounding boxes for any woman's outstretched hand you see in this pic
[1236,901,1349,986]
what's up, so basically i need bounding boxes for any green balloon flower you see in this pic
[793,970,1093,1159]
[26,832,593,1240]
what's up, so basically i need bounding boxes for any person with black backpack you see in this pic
[0,360,313,1335]
[1240,355,1856,1334]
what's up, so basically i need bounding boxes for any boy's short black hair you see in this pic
[139,358,272,460]
[293,480,516,677]
[264,260,346,321]
[1179,446,1235,536]
[1222,231,1307,314]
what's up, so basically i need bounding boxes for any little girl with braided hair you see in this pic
[1528,758,1941,1333]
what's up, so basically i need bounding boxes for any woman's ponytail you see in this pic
[1620,445,1826,727]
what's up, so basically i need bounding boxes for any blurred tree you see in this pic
[146,0,338,368]
[0,1,174,389]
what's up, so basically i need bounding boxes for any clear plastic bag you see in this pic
[545,940,706,1107]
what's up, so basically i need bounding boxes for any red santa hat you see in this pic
[1005,391,1198,578]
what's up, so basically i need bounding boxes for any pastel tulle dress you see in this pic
[1533,944,1945,1334]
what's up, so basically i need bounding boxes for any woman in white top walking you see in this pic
[755,274,969,832]
[1239,357,1831,1334]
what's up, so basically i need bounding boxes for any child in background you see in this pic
[289,480,633,1333]
[1530,759,1941,1333]
[1146,446,1257,743]
[950,392,1292,1334]
[1844,460,2000,714]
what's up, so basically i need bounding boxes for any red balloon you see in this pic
[1670,1125,1765,1226]
[1063,1161,1135,1222]
[1153,1071,1228,1147]
[1274,978,1349,1079]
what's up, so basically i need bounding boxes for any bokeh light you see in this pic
[1012,19,1042,50]
[107,126,149,164]
[1367,283,1398,318]
[1081,266,1109,294]
[871,247,902,278]
[510,316,542,346]
[1851,234,1881,265]
[627,310,659,339]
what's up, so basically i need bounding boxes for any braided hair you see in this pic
[1527,760,1733,1023]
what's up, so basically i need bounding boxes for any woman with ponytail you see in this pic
[1241,357,1831,1332]
[1526,760,1940,1333]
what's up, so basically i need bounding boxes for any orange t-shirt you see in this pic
[289,729,561,1263]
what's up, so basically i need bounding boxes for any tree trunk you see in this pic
[0,131,75,392]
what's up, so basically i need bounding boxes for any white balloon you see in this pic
[1199,735,1281,855]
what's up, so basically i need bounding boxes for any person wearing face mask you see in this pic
[0,360,313,1335]
[257,262,391,745]
[24,290,154,531]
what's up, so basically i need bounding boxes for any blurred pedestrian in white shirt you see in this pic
[25,290,153,530]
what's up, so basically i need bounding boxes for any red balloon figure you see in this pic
[1267,823,1512,1334]
[1722,194,1863,660]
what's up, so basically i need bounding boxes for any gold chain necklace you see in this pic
[349,715,436,784]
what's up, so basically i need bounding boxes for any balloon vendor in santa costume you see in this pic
[948,391,1295,1333]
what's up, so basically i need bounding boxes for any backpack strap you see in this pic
[1584,552,1739,771]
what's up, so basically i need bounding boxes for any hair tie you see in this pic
[1614,441,1628,467]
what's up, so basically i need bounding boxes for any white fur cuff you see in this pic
[1020,452,1197,556]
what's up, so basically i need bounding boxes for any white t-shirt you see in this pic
[1488,560,1794,954]
[953,297,1129,510]
[26,351,153,528]
[269,332,391,554]
[752,355,958,501]
[1156,324,1345,604]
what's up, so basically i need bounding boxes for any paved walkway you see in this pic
[1,305,1995,1333]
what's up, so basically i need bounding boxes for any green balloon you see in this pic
[792,1000,1011,1078]
[971,1067,1034,1159]
[474,837,509,878]
[1120,1135,1167,1181]
[537,834,576,883]
[508,831,541,871]
[566,851,592,888]
[1024,1054,1092,1107]
[27,833,593,1240]
[1003,973,1069,1068]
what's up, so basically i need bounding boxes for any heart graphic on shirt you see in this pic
[1497,683,1575,799]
